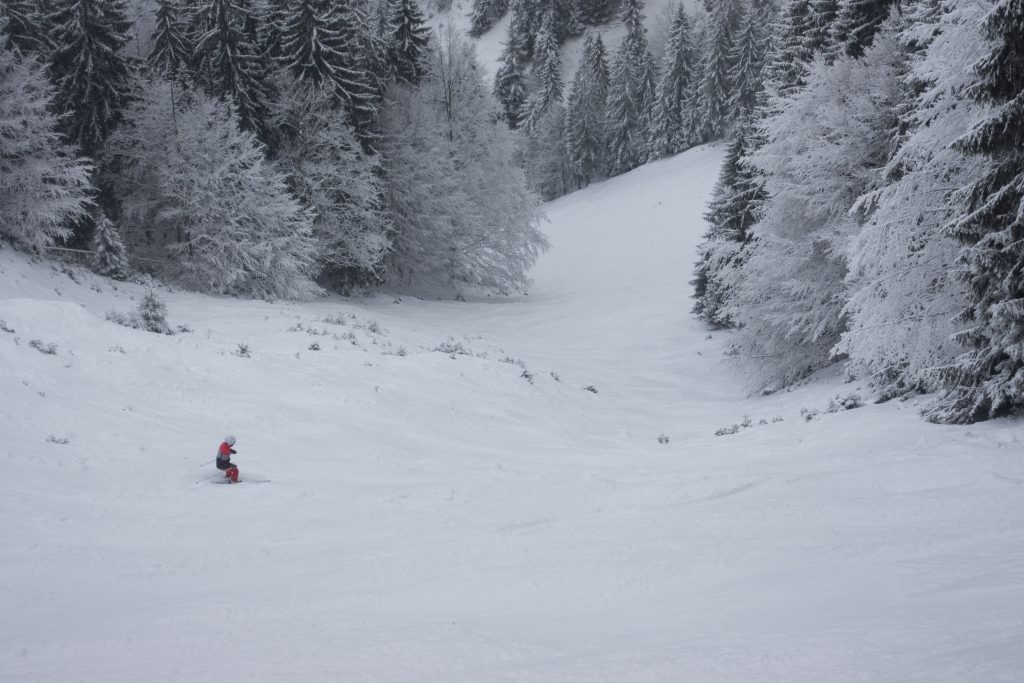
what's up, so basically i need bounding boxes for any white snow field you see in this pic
[2,144,1023,682]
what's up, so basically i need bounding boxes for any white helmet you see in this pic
[225,435,236,446]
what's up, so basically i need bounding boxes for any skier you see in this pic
[216,435,239,483]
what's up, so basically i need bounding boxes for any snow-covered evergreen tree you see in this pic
[578,0,619,25]
[148,0,193,79]
[603,0,655,176]
[192,0,274,142]
[275,85,391,288]
[523,104,571,198]
[728,2,769,119]
[923,0,1024,423]
[386,0,430,84]
[105,81,320,299]
[2,0,53,56]
[805,0,839,54]
[760,0,813,98]
[493,41,527,127]
[728,24,907,390]
[470,0,507,37]
[692,124,764,326]
[649,4,696,158]
[523,14,562,129]
[91,214,130,280]
[46,0,136,155]
[829,0,896,58]
[694,0,743,141]
[565,32,608,186]
[0,29,92,250]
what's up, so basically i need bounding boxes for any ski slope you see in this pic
[2,145,1023,682]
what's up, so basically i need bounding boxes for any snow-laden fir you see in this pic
[2,146,1023,682]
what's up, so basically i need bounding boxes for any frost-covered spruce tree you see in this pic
[386,0,430,84]
[276,85,391,288]
[649,4,696,158]
[729,24,907,391]
[148,0,193,79]
[106,81,319,299]
[2,1,53,56]
[192,0,274,142]
[332,0,387,147]
[565,32,608,186]
[923,0,1024,423]
[728,2,769,120]
[579,0,619,25]
[0,30,92,250]
[760,0,813,99]
[805,0,839,55]
[829,0,896,59]
[692,125,764,326]
[523,104,571,198]
[694,0,743,142]
[137,290,172,334]
[91,215,130,280]
[470,0,506,36]
[46,0,135,156]
[493,41,527,127]
[604,0,655,176]
[524,14,562,129]
[383,29,546,292]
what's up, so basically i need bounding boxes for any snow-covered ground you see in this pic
[2,144,1023,682]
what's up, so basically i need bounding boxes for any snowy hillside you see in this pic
[2,144,1023,682]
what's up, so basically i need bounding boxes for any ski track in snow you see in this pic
[1,145,1023,682]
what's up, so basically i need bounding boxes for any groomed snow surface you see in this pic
[2,144,1023,682]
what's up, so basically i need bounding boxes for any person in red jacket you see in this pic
[217,435,239,482]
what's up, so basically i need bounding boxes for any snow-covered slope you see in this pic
[2,145,1023,682]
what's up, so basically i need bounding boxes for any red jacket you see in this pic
[217,442,235,461]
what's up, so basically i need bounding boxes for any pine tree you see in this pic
[2,0,54,56]
[334,0,387,148]
[148,0,193,79]
[578,0,618,25]
[193,0,274,142]
[761,0,813,98]
[91,215,130,280]
[0,31,92,250]
[604,0,655,176]
[805,0,839,54]
[649,4,695,157]
[280,0,348,87]
[524,13,562,129]
[694,0,743,142]
[46,0,136,156]
[262,0,290,61]
[470,0,508,36]
[565,32,608,185]
[924,0,1024,423]
[830,0,896,58]
[728,3,769,120]
[551,0,583,39]
[386,0,430,84]
[494,42,527,127]
[692,126,764,326]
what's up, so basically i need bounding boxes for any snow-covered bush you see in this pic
[274,85,391,289]
[381,29,548,294]
[29,339,57,354]
[106,290,173,334]
[0,31,92,250]
[827,393,864,413]
[105,81,320,300]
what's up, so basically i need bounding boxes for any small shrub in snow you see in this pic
[521,369,535,384]
[322,314,347,326]
[741,415,752,428]
[309,342,320,351]
[715,424,740,436]
[583,385,599,394]
[29,339,57,355]
[367,320,384,335]
[91,216,131,280]
[550,371,561,382]
[658,434,670,444]
[433,339,472,356]
[772,416,784,423]
[108,345,126,354]
[800,408,820,422]
[500,356,526,368]
[137,291,171,334]
[827,393,864,413]
[176,324,192,334]
[235,343,251,358]
[46,435,69,445]
[0,319,14,333]
[455,293,466,302]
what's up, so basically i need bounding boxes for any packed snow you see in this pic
[1,144,1023,682]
